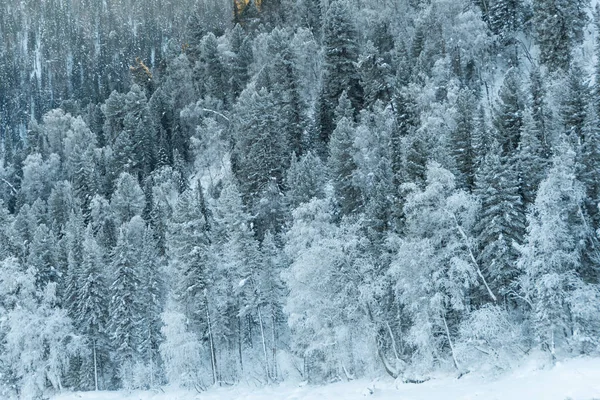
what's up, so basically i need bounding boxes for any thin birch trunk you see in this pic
[442,314,460,371]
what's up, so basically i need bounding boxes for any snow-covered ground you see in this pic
[51,357,600,400]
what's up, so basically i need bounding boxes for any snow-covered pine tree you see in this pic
[318,0,362,144]
[328,116,362,216]
[493,68,524,156]
[285,151,327,209]
[108,216,146,387]
[517,108,549,207]
[266,28,305,157]
[166,183,215,381]
[76,226,109,391]
[561,63,588,143]
[451,89,478,191]
[110,172,146,226]
[475,141,526,298]
[532,0,588,71]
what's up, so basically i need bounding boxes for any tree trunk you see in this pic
[442,314,460,371]
[271,310,278,381]
[238,314,244,375]
[93,339,98,391]
[257,305,271,382]
[205,293,218,385]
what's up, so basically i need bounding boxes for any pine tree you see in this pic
[200,33,228,104]
[211,178,263,377]
[267,28,305,157]
[47,181,80,236]
[110,172,146,225]
[517,108,549,207]
[318,0,363,144]
[108,216,146,386]
[532,0,588,71]
[493,68,524,156]
[451,89,478,191]
[137,225,164,388]
[562,63,589,142]
[285,151,327,209]
[297,0,323,36]
[475,141,526,297]
[232,86,289,205]
[27,223,59,289]
[328,116,362,216]
[167,184,212,331]
[76,226,109,391]
[391,53,419,184]
[577,106,600,285]
[488,0,523,43]
[358,41,393,110]
[229,24,253,101]
[529,66,552,158]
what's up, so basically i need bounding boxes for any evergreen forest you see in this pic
[1,0,600,398]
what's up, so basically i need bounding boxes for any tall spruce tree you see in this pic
[532,0,588,71]
[317,0,363,144]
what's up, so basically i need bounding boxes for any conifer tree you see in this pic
[517,108,549,207]
[137,225,165,387]
[232,86,289,205]
[285,151,327,209]
[488,0,523,43]
[562,63,589,143]
[318,0,363,144]
[28,223,58,289]
[230,24,253,101]
[493,68,524,156]
[110,172,146,225]
[328,116,362,216]
[108,216,146,386]
[167,184,212,331]
[76,226,109,391]
[529,66,552,158]
[532,0,587,71]
[451,89,478,191]
[475,141,526,297]
[200,33,227,104]
[267,28,305,157]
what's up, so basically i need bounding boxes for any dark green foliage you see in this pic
[488,0,523,42]
[493,68,524,156]
[451,89,478,191]
[328,117,362,216]
[532,0,588,71]
[232,87,289,203]
[318,0,363,144]
[562,64,589,142]
[475,142,526,297]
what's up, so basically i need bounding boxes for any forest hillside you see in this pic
[1,0,600,398]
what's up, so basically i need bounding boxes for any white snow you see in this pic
[52,356,600,400]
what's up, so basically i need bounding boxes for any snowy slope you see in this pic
[52,357,600,400]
